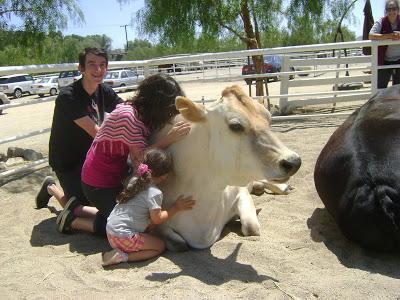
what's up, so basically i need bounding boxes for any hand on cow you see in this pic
[165,122,191,145]
[173,195,196,212]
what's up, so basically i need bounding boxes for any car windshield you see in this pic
[0,78,7,84]
[104,72,119,79]
[37,78,51,83]
[126,70,137,77]
[264,55,281,64]
[59,71,80,78]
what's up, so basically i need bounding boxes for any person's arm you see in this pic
[369,32,400,40]
[73,116,99,138]
[368,19,400,40]
[129,145,144,167]
[150,195,195,225]
[151,121,191,149]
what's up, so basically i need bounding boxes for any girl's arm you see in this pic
[128,122,191,167]
[150,195,195,225]
[129,145,144,167]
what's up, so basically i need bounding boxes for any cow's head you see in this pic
[173,85,301,186]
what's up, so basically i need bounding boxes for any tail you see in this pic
[338,184,400,251]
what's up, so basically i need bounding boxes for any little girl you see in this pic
[102,148,195,266]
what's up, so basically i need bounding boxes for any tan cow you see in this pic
[155,85,301,250]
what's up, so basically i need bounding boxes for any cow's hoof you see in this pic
[241,221,261,236]
[250,181,266,196]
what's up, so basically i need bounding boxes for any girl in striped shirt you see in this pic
[56,74,191,236]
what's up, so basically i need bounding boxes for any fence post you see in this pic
[279,55,290,112]
[143,64,150,78]
[371,42,378,94]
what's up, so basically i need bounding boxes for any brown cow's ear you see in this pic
[175,96,206,122]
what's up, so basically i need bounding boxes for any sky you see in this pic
[61,0,386,50]
[62,0,145,49]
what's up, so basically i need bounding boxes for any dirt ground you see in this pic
[0,78,399,299]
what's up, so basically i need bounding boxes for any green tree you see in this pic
[0,0,84,33]
[122,0,338,95]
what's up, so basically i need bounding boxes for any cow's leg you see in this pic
[251,180,292,195]
[225,185,261,236]
[154,224,189,252]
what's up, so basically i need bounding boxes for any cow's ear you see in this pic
[175,96,206,122]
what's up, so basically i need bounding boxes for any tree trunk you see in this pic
[241,0,264,96]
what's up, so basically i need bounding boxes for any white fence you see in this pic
[0,39,399,179]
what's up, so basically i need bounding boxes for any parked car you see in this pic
[103,69,144,92]
[58,70,81,88]
[0,91,10,114]
[241,55,294,84]
[157,63,183,73]
[0,74,35,98]
[31,76,59,97]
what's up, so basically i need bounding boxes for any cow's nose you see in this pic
[279,154,301,176]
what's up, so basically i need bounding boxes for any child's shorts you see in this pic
[107,233,145,253]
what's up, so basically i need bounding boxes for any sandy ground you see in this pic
[0,77,399,299]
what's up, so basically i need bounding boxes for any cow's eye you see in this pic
[229,121,244,132]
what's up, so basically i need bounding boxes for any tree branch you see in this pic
[217,19,250,43]
[0,8,32,16]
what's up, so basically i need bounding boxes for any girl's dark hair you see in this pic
[116,148,173,204]
[127,74,185,131]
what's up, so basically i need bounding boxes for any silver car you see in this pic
[0,74,35,98]
[103,70,144,92]
[31,76,59,97]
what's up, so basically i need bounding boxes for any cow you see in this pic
[314,85,400,252]
[153,85,301,250]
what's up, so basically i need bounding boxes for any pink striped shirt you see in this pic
[82,103,150,188]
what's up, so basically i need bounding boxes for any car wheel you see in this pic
[120,83,126,93]
[0,99,3,115]
[14,88,22,98]
[50,88,57,96]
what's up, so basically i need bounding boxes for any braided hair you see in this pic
[116,148,173,204]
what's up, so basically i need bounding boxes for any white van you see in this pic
[0,74,35,98]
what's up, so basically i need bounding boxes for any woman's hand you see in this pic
[389,31,400,40]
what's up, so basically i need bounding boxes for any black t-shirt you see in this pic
[48,79,123,172]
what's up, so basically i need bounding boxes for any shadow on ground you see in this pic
[307,207,400,279]
[146,243,277,285]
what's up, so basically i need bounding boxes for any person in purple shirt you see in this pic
[369,0,400,88]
